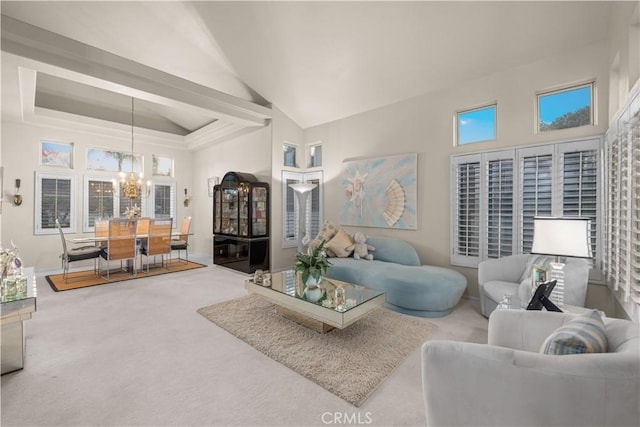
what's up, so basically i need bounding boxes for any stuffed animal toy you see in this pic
[346,232,375,260]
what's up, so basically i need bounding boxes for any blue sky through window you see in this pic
[458,105,496,145]
[539,85,591,126]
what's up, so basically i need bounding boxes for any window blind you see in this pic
[35,172,76,234]
[561,149,598,261]
[486,158,514,258]
[604,109,640,308]
[521,153,553,253]
[154,183,175,224]
[42,178,71,228]
[454,160,481,259]
[304,171,324,241]
[451,137,601,270]
[85,178,115,230]
[284,177,298,241]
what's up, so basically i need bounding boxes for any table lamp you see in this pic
[288,183,317,254]
[530,217,592,308]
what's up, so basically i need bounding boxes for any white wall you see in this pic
[304,41,611,301]
[192,125,273,261]
[0,120,193,271]
[270,106,305,271]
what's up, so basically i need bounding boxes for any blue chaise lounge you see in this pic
[325,237,467,317]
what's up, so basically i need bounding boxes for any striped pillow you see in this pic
[540,309,608,355]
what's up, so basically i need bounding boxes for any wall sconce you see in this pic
[183,188,190,207]
[13,179,23,206]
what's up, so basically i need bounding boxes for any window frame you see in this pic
[308,142,323,168]
[536,81,595,134]
[455,103,497,146]
[283,142,298,168]
[35,171,76,235]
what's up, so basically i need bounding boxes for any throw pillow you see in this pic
[310,220,339,257]
[540,309,608,355]
[326,228,355,258]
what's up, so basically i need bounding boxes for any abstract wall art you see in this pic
[340,153,417,229]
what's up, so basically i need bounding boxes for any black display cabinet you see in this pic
[213,171,269,274]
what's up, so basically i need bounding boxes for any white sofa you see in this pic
[478,254,590,318]
[421,309,640,427]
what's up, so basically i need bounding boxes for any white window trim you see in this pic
[35,171,77,235]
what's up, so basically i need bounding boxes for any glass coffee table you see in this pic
[245,270,385,333]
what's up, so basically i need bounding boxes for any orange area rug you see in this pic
[46,259,207,291]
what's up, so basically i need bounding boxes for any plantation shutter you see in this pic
[604,109,640,306]
[305,178,320,240]
[485,154,515,259]
[35,172,76,234]
[451,156,481,265]
[520,147,554,253]
[632,119,640,304]
[84,177,115,231]
[559,140,601,279]
[282,172,301,244]
[154,183,175,225]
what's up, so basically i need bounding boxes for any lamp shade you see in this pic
[288,183,317,194]
[530,217,592,258]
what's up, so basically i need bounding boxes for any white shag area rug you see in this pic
[197,293,433,406]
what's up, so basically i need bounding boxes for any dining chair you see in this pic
[94,218,109,248]
[136,217,150,236]
[171,216,192,264]
[99,218,138,280]
[140,218,173,272]
[56,218,102,283]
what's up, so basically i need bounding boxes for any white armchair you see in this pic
[478,254,590,317]
[421,309,640,427]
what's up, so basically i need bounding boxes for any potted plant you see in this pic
[294,239,331,288]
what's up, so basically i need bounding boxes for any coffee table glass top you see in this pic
[251,270,384,313]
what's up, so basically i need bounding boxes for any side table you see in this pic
[497,294,604,317]
[1,267,37,375]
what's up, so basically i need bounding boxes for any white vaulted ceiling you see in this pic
[1,1,614,145]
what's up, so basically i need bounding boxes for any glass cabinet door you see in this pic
[239,183,249,237]
[252,186,268,237]
[221,188,238,235]
[214,188,221,233]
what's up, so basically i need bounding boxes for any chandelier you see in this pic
[120,97,144,201]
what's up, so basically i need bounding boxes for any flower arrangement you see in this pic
[294,240,331,285]
[124,204,141,219]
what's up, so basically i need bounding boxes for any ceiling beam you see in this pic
[1,15,272,128]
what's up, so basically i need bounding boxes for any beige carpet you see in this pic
[197,293,433,407]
